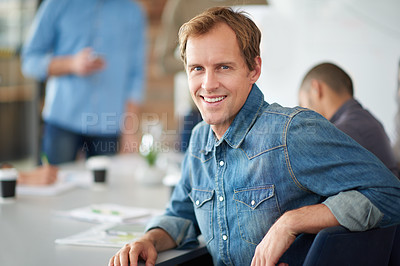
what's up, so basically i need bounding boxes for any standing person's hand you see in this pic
[72,47,105,76]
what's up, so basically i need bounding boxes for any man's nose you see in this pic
[201,70,219,92]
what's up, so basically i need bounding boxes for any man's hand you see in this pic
[108,228,177,266]
[251,204,339,266]
[109,239,157,266]
[71,47,105,76]
[251,214,295,266]
[48,47,105,77]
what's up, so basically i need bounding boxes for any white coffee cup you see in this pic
[86,156,110,183]
[0,168,18,201]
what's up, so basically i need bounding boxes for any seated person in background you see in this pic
[1,163,58,185]
[299,62,399,177]
[109,7,400,266]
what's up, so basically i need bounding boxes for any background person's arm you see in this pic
[251,204,339,266]
[18,165,58,186]
[48,47,105,77]
[109,228,177,266]
[21,1,104,80]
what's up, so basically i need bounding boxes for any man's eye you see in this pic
[221,65,229,70]
[193,66,203,71]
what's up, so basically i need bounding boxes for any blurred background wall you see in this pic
[1,0,399,165]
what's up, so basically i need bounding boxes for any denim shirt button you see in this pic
[219,160,225,166]
[251,200,256,206]
[195,200,200,205]
[219,196,224,202]
[222,235,228,241]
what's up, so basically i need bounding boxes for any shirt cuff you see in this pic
[145,215,199,249]
[323,190,383,231]
[22,53,52,81]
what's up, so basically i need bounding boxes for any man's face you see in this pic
[299,88,312,109]
[299,85,321,114]
[185,23,260,138]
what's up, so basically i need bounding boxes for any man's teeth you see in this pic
[204,96,225,103]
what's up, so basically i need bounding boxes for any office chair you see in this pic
[303,225,397,266]
[389,224,400,266]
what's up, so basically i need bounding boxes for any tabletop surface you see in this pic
[0,154,206,266]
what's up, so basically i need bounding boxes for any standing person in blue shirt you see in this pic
[298,62,399,177]
[109,7,400,266]
[21,0,147,164]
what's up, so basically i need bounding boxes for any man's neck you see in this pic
[324,94,352,120]
[211,125,229,140]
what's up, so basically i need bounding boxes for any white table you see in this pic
[0,154,208,266]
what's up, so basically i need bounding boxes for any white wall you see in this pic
[240,0,400,143]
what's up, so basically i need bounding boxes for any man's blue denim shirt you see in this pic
[147,84,400,265]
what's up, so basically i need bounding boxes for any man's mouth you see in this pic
[202,96,226,103]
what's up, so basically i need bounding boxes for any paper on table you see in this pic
[58,169,93,188]
[16,181,76,196]
[55,223,144,248]
[16,169,92,196]
[57,203,152,224]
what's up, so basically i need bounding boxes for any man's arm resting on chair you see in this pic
[251,203,339,266]
[108,228,177,266]
[251,190,386,266]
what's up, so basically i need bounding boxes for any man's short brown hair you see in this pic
[300,62,354,96]
[178,7,261,71]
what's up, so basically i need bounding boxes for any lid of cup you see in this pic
[86,156,111,170]
[0,168,18,180]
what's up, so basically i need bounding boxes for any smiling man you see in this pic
[185,22,260,140]
[109,7,400,266]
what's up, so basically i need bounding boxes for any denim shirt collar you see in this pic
[204,84,266,152]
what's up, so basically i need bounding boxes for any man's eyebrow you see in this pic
[216,61,235,66]
[187,61,237,68]
[187,63,201,68]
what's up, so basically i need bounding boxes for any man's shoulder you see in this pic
[262,103,305,117]
[256,103,331,135]
[119,0,145,13]
[334,101,385,133]
[40,0,69,13]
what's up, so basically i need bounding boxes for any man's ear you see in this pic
[310,79,323,99]
[249,56,262,83]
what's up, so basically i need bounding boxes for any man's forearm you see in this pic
[48,56,75,76]
[251,203,340,265]
[281,203,339,235]
[47,48,105,77]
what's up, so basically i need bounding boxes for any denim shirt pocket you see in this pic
[233,185,280,245]
[189,189,215,244]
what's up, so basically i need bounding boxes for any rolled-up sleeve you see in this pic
[145,215,199,249]
[323,190,383,231]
